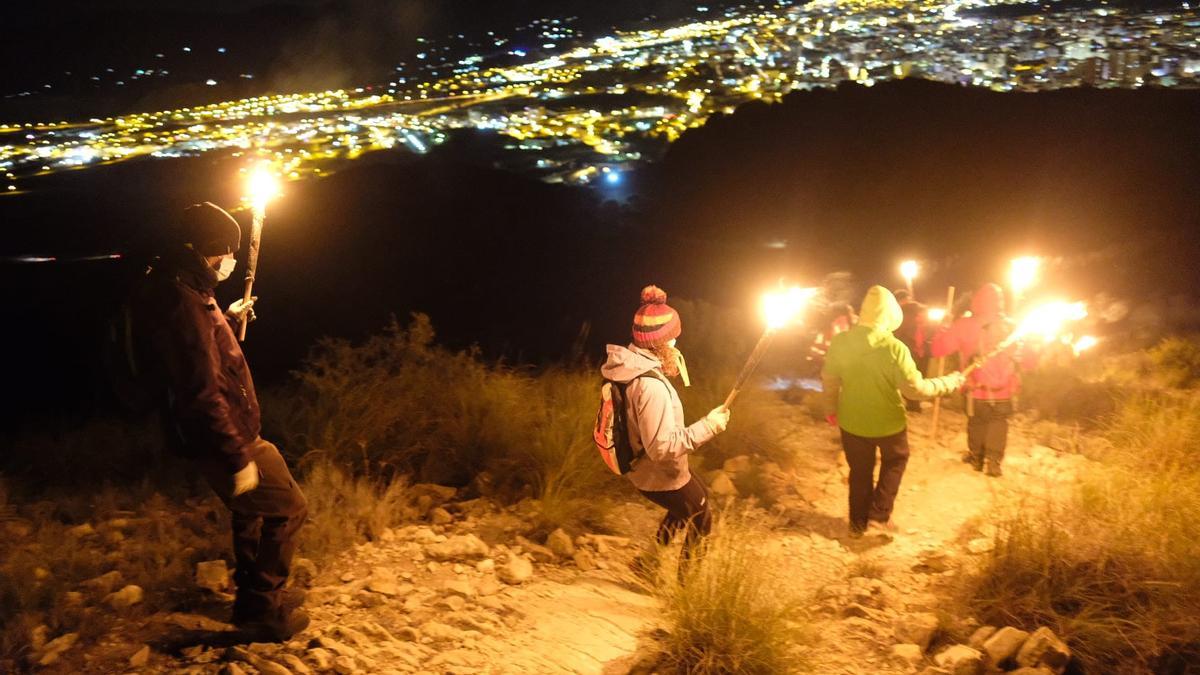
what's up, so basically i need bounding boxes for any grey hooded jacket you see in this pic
[600,344,717,492]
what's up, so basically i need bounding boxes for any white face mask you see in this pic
[215,256,237,281]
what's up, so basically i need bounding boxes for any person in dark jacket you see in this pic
[892,289,929,412]
[135,202,308,641]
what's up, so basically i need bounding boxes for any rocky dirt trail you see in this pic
[32,405,1088,674]
[739,405,1090,674]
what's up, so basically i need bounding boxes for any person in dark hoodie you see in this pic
[931,283,1037,477]
[134,202,308,642]
[600,286,730,568]
[892,288,929,412]
[822,286,965,538]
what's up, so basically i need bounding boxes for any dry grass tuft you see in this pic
[964,390,1200,673]
[652,507,811,674]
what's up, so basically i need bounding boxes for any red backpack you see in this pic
[593,371,667,475]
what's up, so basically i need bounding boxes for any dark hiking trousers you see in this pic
[199,438,307,620]
[840,428,910,532]
[967,399,1013,472]
[639,475,713,565]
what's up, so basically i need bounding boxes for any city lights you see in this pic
[2,1,1195,192]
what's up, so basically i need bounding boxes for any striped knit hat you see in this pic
[632,285,682,348]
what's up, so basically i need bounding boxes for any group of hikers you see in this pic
[134,202,1034,643]
[605,276,1035,558]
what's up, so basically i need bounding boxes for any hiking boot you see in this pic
[236,608,310,643]
[985,463,1003,478]
[868,518,899,534]
[848,523,867,539]
[232,588,306,625]
[962,453,983,471]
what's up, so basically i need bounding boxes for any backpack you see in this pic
[593,371,667,475]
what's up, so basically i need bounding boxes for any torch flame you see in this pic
[763,286,818,331]
[927,307,947,323]
[246,164,280,210]
[1014,301,1087,343]
[1072,335,1098,356]
[1009,256,1042,296]
[900,260,919,282]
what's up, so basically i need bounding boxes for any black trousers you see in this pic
[200,438,308,619]
[840,428,910,531]
[967,399,1013,470]
[639,475,713,563]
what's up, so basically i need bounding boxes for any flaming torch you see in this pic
[723,286,817,409]
[1008,256,1041,307]
[238,163,281,341]
[963,300,1087,377]
[900,260,919,299]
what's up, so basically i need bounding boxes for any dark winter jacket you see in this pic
[135,246,261,473]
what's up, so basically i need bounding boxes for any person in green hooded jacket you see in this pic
[822,286,966,538]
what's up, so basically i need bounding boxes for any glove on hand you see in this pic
[232,460,260,497]
[227,296,257,324]
[944,371,967,392]
[704,406,731,434]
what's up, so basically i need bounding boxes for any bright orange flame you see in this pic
[763,286,818,331]
[900,260,919,281]
[246,164,280,210]
[1072,335,1098,355]
[927,307,946,323]
[1015,301,1087,343]
[1009,256,1042,295]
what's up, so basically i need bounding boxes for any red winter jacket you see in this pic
[135,247,262,473]
[931,283,1034,401]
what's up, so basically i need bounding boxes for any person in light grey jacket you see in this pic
[600,286,730,567]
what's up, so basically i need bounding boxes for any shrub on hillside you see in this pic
[1020,365,1118,427]
[1147,336,1200,388]
[268,314,613,526]
[964,392,1200,672]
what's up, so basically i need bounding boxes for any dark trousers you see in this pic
[639,475,713,564]
[200,438,308,619]
[840,428,910,531]
[967,399,1013,471]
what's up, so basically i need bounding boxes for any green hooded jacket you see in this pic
[822,286,961,438]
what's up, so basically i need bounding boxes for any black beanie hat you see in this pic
[181,202,241,256]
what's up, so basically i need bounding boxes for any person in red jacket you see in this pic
[135,203,308,641]
[930,283,1035,477]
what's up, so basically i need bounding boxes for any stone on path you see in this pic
[426,534,490,561]
[129,645,151,668]
[497,555,534,585]
[545,528,575,558]
[967,625,997,649]
[891,643,924,667]
[934,645,984,675]
[894,612,940,651]
[982,626,1030,666]
[36,632,79,666]
[1015,627,1071,673]
[106,584,144,609]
